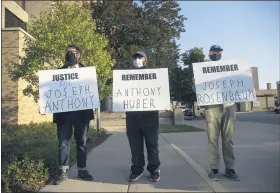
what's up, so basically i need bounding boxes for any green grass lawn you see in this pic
[159,124,205,133]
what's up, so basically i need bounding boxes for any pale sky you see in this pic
[178,1,280,89]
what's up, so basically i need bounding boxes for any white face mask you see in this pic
[133,58,144,68]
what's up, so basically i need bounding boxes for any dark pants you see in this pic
[126,121,161,175]
[57,120,89,169]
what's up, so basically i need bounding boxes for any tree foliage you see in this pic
[6,2,115,102]
[91,0,187,69]
[170,47,205,103]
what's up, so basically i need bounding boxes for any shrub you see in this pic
[1,122,108,192]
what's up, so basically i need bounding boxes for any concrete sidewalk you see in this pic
[40,121,280,192]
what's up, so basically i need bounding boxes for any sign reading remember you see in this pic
[39,67,99,114]
[192,59,256,106]
[113,68,171,112]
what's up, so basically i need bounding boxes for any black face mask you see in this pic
[65,51,76,65]
[210,54,222,61]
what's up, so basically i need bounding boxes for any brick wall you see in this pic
[2,30,20,124]
[24,0,89,22]
[2,28,52,124]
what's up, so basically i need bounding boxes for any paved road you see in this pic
[41,121,280,192]
[236,111,280,125]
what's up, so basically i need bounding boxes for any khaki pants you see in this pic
[205,104,236,169]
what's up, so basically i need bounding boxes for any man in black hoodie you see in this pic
[126,51,161,182]
[53,44,94,185]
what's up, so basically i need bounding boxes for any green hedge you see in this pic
[1,122,109,193]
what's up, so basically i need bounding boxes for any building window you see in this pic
[5,8,27,31]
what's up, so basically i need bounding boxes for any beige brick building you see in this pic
[1,1,90,124]
[236,69,277,112]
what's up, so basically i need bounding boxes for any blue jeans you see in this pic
[57,121,90,169]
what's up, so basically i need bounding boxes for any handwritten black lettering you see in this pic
[216,92,222,103]
[81,98,88,108]
[143,99,147,108]
[150,98,155,108]
[223,80,227,88]
[129,100,135,108]
[157,87,161,95]
[136,88,141,96]
[55,90,61,98]
[52,101,59,111]
[74,98,81,108]
[46,90,52,98]
[222,92,228,101]
[125,89,129,97]
[68,98,74,109]
[209,82,215,89]
[85,85,90,94]
[237,79,244,87]
[204,94,210,104]
[248,89,255,98]
[89,95,95,107]
[229,91,234,101]
[235,91,242,100]
[230,80,234,87]
[72,87,77,96]
[143,88,149,96]
[202,82,207,90]
[137,99,141,108]
[197,94,204,104]
[116,89,123,97]
[150,88,155,96]
[215,81,220,89]
[210,93,215,103]
[44,102,51,112]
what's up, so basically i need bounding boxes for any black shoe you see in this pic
[150,170,160,182]
[128,172,143,182]
[225,168,241,181]
[209,169,220,181]
[78,170,94,181]
[54,170,68,185]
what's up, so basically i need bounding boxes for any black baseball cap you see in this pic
[209,45,223,52]
[133,51,147,60]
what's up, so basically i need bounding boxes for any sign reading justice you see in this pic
[192,59,257,106]
[113,68,171,112]
[39,67,100,114]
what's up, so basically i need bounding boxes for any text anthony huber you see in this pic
[42,85,96,113]
[115,87,161,110]
[196,78,256,105]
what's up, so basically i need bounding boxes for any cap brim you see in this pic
[210,48,223,51]
[133,52,146,58]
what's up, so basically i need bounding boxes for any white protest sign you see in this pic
[113,68,171,112]
[192,59,257,106]
[39,67,100,114]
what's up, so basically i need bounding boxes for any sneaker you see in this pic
[78,170,94,181]
[54,170,68,185]
[208,169,220,181]
[150,170,160,182]
[225,169,241,181]
[128,172,143,182]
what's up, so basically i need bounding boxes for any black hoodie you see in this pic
[124,64,159,128]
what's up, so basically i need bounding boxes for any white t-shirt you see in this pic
[68,64,79,68]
